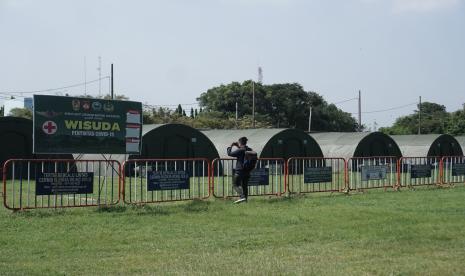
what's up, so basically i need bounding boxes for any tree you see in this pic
[140,81,361,131]
[76,93,129,100]
[380,102,449,135]
[0,105,4,117]
[197,81,357,131]
[8,107,32,119]
[151,107,173,124]
[142,106,243,129]
[191,111,235,129]
[175,104,183,115]
[143,110,156,124]
[103,94,129,100]
[446,109,465,136]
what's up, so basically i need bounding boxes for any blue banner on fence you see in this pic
[248,168,269,186]
[410,164,433,178]
[304,167,333,183]
[147,171,190,191]
[361,165,388,181]
[452,163,465,176]
[36,172,94,195]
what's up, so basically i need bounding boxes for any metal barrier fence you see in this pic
[347,156,398,191]
[5,156,465,211]
[441,156,465,185]
[287,157,347,193]
[2,159,121,211]
[122,158,210,204]
[398,157,442,188]
[0,166,2,198]
[211,158,286,198]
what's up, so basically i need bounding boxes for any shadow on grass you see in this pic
[11,208,68,218]
[264,194,303,204]
[130,204,172,216]
[181,199,211,213]
[96,205,128,213]
[11,205,129,217]
[122,200,213,216]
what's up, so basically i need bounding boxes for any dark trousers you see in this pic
[233,173,250,199]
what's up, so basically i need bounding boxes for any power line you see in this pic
[332,97,358,105]
[0,76,110,95]
[349,102,417,115]
[144,103,199,108]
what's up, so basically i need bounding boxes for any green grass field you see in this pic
[1,185,465,275]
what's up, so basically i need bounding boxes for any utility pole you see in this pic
[111,64,114,100]
[308,105,312,132]
[235,101,238,129]
[258,66,263,84]
[252,81,255,128]
[358,90,362,132]
[418,96,422,134]
[98,56,102,97]
[84,56,87,95]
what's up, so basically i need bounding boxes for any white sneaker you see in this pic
[233,198,247,204]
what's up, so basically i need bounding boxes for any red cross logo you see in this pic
[42,121,57,135]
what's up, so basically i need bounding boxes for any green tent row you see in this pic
[0,117,75,178]
[1,117,464,168]
[311,132,463,160]
[0,117,74,163]
[455,137,465,155]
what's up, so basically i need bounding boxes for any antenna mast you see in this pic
[98,56,102,97]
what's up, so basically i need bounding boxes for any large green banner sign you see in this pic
[33,95,142,154]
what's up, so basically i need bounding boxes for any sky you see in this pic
[0,0,464,128]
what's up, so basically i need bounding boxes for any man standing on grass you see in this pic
[227,136,257,204]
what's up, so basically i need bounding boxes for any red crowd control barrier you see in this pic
[122,158,210,204]
[441,156,465,185]
[2,159,121,211]
[398,157,442,188]
[211,158,286,198]
[347,156,398,191]
[286,157,347,194]
[0,166,3,197]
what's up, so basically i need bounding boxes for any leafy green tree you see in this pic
[150,107,173,124]
[143,107,241,129]
[102,94,129,100]
[8,107,32,119]
[143,110,156,124]
[236,114,273,129]
[197,81,357,131]
[175,104,183,115]
[191,111,235,129]
[446,109,465,135]
[76,94,129,100]
[380,102,449,134]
